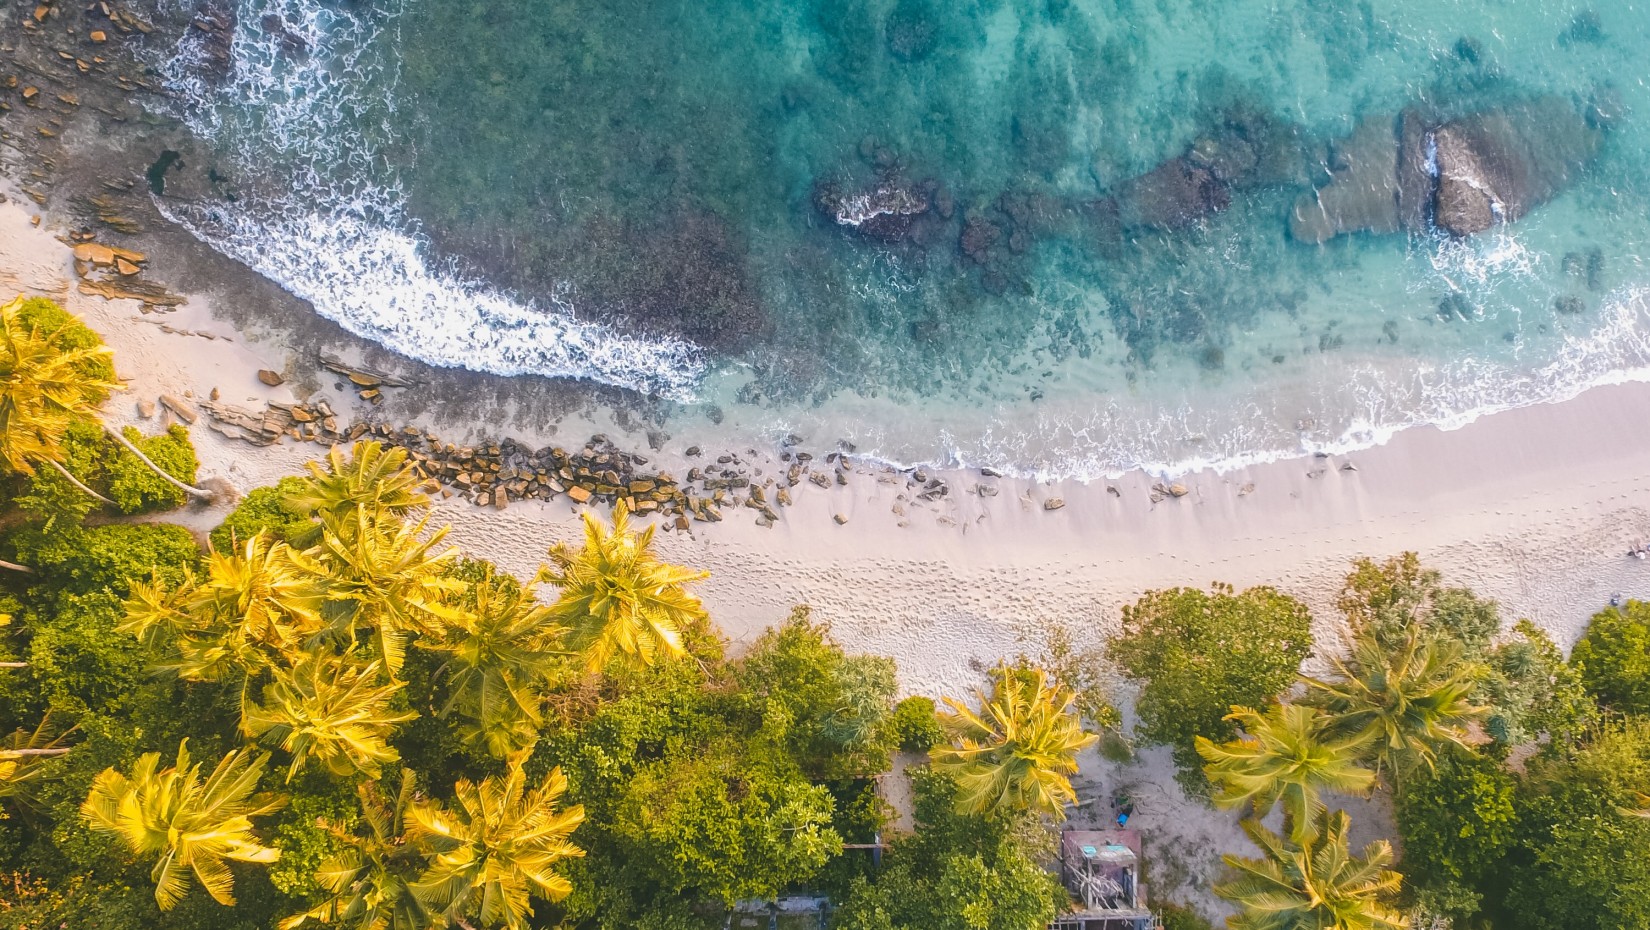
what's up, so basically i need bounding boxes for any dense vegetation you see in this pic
[6,297,1649,930]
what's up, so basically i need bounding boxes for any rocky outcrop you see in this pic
[1290,96,1605,242]
[1112,157,1230,231]
[1288,116,1401,243]
[812,176,932,242]
[1430,97,1604,237]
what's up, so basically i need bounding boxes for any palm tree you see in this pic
[931,664,1098,819]
[121,534,326,681]
[105,425,215,503]
[285,441,431,547]
[1304,630,1486,780]
[405,754,585,930]
[538,501,709,672]
[0,714,72,818]
[0,295,121,511]
[1215,809,1408,930]
[1197,703,1376,832]
[295,509,462,675]
[429,565,567,757]
[80,740,286,910]
[242,655,418,781]
[281,771,434,930]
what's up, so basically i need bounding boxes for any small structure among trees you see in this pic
[1051,829,1157,930]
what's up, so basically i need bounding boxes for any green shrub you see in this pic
[12,420,111,522]
[107,425,199,514]
[7,523,199,596]
[1157,901,1215,930]
[1109,583,1313,785]
[1571,601,1650,715]
[208,476,311,551]
[888,696,944,752]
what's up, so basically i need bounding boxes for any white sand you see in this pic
[7,188,1650,914]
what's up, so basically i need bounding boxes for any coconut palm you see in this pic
[1215,810,1408,930]
[0,295,121,510]
[429,565,567,757]
[0,714,72,818]
[121,534,326,681]
[1303,630,1486,779]
[932,664,1098,819]
[104,425,215,502]
[242,655,418,781]
[285,441,431,547]
[538,501,709,673]
[281,771,434,930]
[1197,703,1376,831]
[405,754,585,930]
[81,740,285,910]
[295,509,462,675]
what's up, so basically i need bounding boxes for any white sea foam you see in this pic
[157,0,706,399]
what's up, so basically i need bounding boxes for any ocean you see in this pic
[156,0,1650,477]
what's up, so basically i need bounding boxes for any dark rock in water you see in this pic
[1438,293,1474,322]
[960,215,1003,265]
[1553,295,1586,315]
[1395,109,1432,232]
[1188,104,1308,189]
[885,0,938,62]
[260,13,309,59]
[1454,36,1486,64]
[1561,10,1605,46]
[812,175,930,242]
[1112,157,1229,231]
[1431,98,1604,237]
[1289,116,1401,243]
[186,0,237,83]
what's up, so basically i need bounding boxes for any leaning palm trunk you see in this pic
[0,560,33,574]
[42,457,116,505]
[105,426,215,502]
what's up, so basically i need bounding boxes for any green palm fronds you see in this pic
[538,501,709,672]
[1215,810,1408,930]
[932,664,1098,819]
[295,510,462,674]
[405,754,585,930]
[285,441,431,547]
[80,740,285,910]
[281,771,434,930]
[242,655,418,781]
[1304,630,1486,778]
[431,565,567,757]
[1197,703,1376,830]
[0,295,120,476]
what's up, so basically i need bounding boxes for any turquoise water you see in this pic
[160,0,1650,474]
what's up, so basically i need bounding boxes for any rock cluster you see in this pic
[202,397,344,445]
[319,354,417,405]
[1291,97,1605,242]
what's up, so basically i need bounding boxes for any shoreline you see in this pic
[7,181,1650,912]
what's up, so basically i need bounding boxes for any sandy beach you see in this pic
[6,182,1650,909]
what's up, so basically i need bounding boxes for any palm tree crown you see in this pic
[932,664,1098,819]
[405,754,585,930]
[0,295,120,476]
[538,501,708,672]
[281,771,434,930]
[1197,703,1376,830]
[1304,630,1486,779]
[285,441,431,548]
[80,740,286,910]
[431,565,568,757]
[1215,809,1408,930]
[242,655,418,781]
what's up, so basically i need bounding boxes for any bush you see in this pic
[1157,901,1215,930]
[888,696,944,752]
[106,425,199,515]
[12,420,111,523]
[1396,749,1517,924]
[1571,601,1650,715]
[1109,583,1312,783]
[7,523,199,596]
[209,477,311,551]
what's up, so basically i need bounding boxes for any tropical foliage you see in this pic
[1110,583,1313,784]
[539,501,708,672]
[1214,810,1407,930]
[932,663,1096,820]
